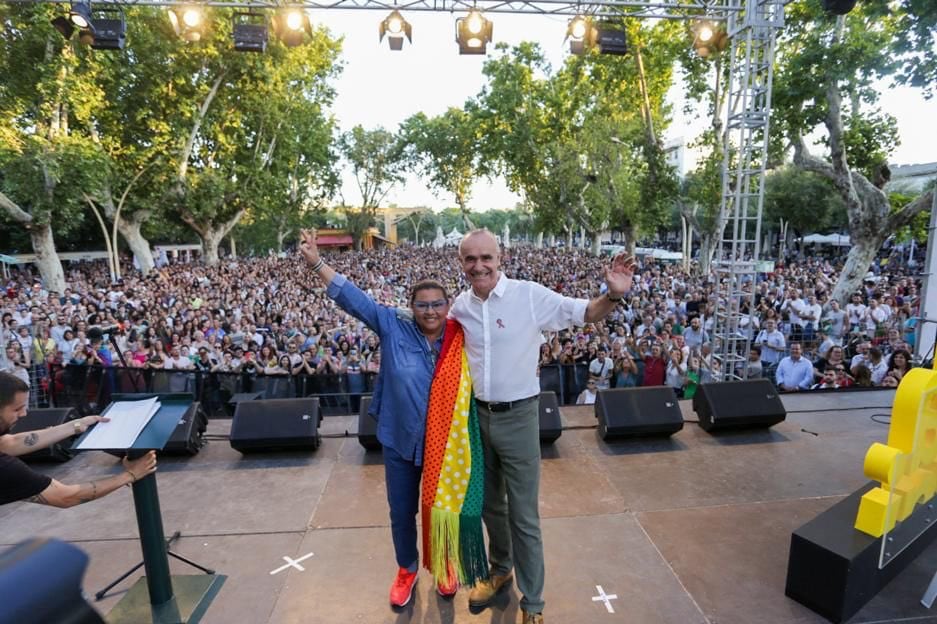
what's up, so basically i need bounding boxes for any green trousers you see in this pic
[477,398,545,614]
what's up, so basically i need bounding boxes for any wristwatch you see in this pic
[606,292,624,302]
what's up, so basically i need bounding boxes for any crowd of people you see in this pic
[0,244,922,407]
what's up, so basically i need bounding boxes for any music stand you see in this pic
[74,393,225,624]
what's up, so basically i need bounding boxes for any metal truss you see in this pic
[6,0,740,19]
[711,0,784,382]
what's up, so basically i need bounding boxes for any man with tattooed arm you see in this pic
[0,372,156,507]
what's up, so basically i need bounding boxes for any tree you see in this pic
[339,126,408,249]
[775,1,935,302]
[762,166,847,256]
[401,109,485,229]
[0,4,109,291]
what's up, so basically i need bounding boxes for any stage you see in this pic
[3,389,937,624]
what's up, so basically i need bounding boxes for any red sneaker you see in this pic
[389,567,418,607]
[436,563,458,597]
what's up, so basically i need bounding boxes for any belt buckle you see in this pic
[488,401,507,412]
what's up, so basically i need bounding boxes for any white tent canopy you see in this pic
[444,228,464,246]
[800,233,850,246]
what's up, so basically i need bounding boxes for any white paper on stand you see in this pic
[75,397,162,450]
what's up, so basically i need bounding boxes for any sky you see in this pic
[313,10,937,213]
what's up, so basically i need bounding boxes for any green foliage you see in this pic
[763,166,847,235]
[400,108,485,221]
[339,125,408,246]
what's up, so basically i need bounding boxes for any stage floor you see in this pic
[3,389,936,624]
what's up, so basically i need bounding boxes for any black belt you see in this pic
[475,395,538,413]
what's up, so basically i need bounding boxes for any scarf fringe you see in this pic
[429,506,462,585]
[458,514,488,586]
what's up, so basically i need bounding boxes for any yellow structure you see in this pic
[381,206,431,245]
[855,367,937,537]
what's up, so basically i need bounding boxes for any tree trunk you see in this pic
[699,233,718,276]
[830,238,879,304]
[276,227,288,253]
[619,223,637,257]
[201,229,225,266]
[117,216,154,275]
[30,224,66,293]
[591,236,602,257]
[536,232,544,248]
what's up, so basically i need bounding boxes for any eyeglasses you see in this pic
[413,300,447,312]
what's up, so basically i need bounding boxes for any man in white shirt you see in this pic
[451,229,634,624]
[754,318,786,367]
[588,346,614,390]
[846,293,867,333]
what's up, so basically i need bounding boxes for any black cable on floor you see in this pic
[870,414,891,425]
[786,405,892,414]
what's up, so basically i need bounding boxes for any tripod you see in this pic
[95,530,214,601]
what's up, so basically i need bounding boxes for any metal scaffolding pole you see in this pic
[711,0,783,382]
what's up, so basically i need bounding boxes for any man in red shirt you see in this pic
[639,340,667,386]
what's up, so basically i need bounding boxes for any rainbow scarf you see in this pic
[420,319,488,587]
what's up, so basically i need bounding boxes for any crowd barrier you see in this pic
[45,363,597,416]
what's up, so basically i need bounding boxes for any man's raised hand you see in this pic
[300,229,320,266]
[605,253,636,297]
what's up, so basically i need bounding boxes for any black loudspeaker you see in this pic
[357,396,381,451]
[230,398,321,453]
[538,392,562,444]
[594,387,683,439]
[0,538,106,624]
[161,402,207,456]
[10,408,79,462]
[692,379,786,432]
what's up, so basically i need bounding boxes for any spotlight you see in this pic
[455,9,492,55]
[69,0,93,30]
[87,6,126,50]
[379,10,412,51]
[566,15,595,55]
[593,23,627,56]
[691,19,727,58]
[168,6,207,42]
[272,8,312,47]
[51,15,75,39]
[232,11,268,53]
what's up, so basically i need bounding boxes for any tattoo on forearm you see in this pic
[26,493,49,505]
[23,432,39,447]
[77,482,98,505]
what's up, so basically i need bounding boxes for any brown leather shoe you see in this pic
[468,571,513,607]
[521,610,544,624]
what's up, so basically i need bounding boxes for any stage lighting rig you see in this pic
[51,3,127,50]
[168,6,207,42]
[379,10,412,51]
[455,9,492,55]
[232,11,268,52]
[272,8,312,47]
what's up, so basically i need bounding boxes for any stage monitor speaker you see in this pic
[692,379,786,432]
[0,538,105,624]
[161,402,207,456]
[594,387,683,439]
[538,391,562,444]
[358,396,381,451]
[10,408,79,462]
[230,398,321,453]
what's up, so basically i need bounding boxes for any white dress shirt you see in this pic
[450,274,587,402]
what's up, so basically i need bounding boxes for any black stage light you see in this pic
[233,12,268,53]
[51,15,75,39]
[455,9,492,55]
[823,0,858,15]
[379,10,412,51]
[88,7,126,50]
[593,24,627,55]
